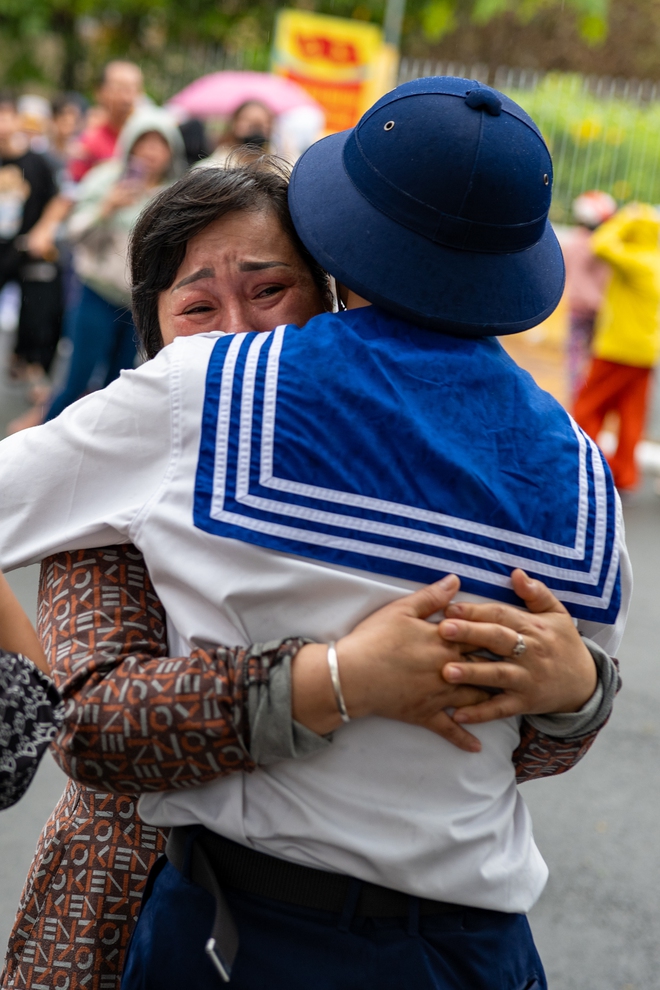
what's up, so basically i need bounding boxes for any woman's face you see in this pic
[158,209,326,344]
[231,103,272,143]
[130,131,172,181]
[54,104,82,141]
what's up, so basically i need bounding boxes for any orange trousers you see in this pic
[574,357,652,491]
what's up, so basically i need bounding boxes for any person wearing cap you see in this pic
[564,190,616,400]
[574,202,660,491]
[0,78,629,989]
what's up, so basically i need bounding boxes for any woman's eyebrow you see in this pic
[173,267,215,290]
[238,260,291,272]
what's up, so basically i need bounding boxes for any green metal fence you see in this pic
[399,59,660,222]
[146,50,660,223]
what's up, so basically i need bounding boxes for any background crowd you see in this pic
[0,58,312,436]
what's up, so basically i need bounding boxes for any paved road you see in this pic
[0,322,659,988]
[525,488,660,990]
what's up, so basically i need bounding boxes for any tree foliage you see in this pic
[0,0,611,93]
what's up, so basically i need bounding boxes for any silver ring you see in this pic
[511,633,527,657]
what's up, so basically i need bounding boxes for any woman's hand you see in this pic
[292,575,490,752]
[439,569,598,725]
[100,179,143,218]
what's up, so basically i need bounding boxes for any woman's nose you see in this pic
[222,299,257,336]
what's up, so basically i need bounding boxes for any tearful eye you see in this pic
[257,285,286,299]
[183,304,214,315]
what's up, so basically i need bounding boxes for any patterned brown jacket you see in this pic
[2,545,610,990]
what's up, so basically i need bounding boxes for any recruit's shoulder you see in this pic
[279,305,445,355]
[165,330,229,361]
[284,305,556,393]
[126,332,226,387]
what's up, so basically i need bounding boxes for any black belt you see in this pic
[166,826,464,982]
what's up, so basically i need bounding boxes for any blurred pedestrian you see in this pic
[271,104,326,164]
[207,99,274,166]
[178,117,211,166]
[24,62,144,265]
[0,93,61,382]
[46,92,87,186]
[68,61,144,182]
[563,190,616,400]
[574,203,660,491]
[3,93,90,434]
[16,94,51,154]
[44,109,185,420]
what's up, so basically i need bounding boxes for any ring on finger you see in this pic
[511,633,527,658]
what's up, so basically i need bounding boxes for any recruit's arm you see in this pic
[43,546,618,794]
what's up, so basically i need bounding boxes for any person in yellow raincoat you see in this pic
[574,203,660,490]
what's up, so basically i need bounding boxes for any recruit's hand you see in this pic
[292,575,490,752]
[439,569,598,726]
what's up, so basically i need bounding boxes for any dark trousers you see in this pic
[46,283,136,420]
[121,859,547,990]
[0,247,63,372]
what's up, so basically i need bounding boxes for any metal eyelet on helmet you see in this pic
[543,174,549,185]
[384,121,395,131]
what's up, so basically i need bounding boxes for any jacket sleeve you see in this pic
[42,546,320,796]
[590,210,652,283]
[0,354,173,572]
[0,652,63,809]
[514,647,621,784]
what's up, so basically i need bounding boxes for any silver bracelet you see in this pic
[327,642,350,723]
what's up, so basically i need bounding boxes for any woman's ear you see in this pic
[343,286,372,310]
[335,282,372,311]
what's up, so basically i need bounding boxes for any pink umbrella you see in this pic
[167,71,320,119]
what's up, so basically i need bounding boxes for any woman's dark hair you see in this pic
[129,155,331,359]
[51,92,88,118]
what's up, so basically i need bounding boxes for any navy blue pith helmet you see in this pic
[288,76,565,337]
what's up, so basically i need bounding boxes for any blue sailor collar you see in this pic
[194,308,621,624]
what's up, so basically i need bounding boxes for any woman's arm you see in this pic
[0,570,47,672]
[42,544,265,793]
[0,570,63,809]
[46,547,492,794]
[0,653,64,810]
[45,548,612,795]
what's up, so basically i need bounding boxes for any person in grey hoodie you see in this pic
[45,108,185,421]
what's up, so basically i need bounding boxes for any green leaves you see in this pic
[504,73,660,221]
[418,0,609,44]
[421,0,456,40]
[0,0,614,91]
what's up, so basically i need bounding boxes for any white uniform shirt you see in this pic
[0,331,631,914]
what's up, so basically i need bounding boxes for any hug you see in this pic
[0,77,627,990]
